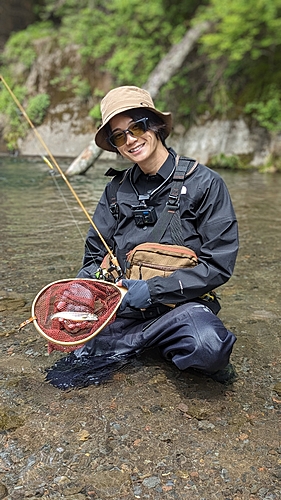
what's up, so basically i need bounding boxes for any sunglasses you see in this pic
[107,117,149,148]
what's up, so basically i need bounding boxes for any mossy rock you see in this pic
[0,289,26,312]
[0,407,25,431]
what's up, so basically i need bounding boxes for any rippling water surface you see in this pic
[1,157,281,313]
[0,157,110,300]
[0,156,280,499]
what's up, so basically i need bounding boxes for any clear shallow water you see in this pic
[1,156,280,358]
[1,157,281,307]
[0,157,281,499]
[0,157,109,300]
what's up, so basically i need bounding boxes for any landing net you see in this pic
[30,279,124,353]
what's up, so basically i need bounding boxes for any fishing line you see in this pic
[44,162,105,277]
[45,159,106,276]
[0,74,121,273]
[47,165,90,245]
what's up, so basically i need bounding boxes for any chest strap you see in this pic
[146,156,198,245]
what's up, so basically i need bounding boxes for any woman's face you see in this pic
[109,113,168,174]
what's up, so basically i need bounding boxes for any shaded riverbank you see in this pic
[0,158,280,499]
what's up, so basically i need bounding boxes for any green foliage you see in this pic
[162,0,207,24]
[0,78,50,149]
[244,87,281,132]
[39,0,90,20]
[199,0,281,62]
[208,153,244,170]
[71,77,92,100]
[0,81,28,150]
[259,153,281,173]
[89,104,101,122]
[56,0,187,85]
[50,71,92,100]
[26,93,51,125]
[49,67,72,92]
[195,0,281,130]
[1,0,281,152]
[3,22,54,70]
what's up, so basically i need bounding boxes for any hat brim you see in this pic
[95,106,173,152]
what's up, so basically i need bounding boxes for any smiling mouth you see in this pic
[128,143,144,153]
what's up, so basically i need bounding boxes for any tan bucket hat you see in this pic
[95,86,173,152]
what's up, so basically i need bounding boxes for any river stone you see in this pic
[0,484,8,500]
[0,408,25,431]
[88,469,131,497]
[273,382,281,396]
[142,476,161,488]
[0,289,26,311]
[251,309,278,320]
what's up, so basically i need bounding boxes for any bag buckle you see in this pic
[166,195,180,209]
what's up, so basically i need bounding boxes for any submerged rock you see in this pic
[0,289,26,312]
[0,483,8,500]
[0,407,25,431]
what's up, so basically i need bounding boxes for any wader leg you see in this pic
[75,302,236,374]
[146,302,236,373]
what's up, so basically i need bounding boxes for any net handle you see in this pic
[30,278,126,346]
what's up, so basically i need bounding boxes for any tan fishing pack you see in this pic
[125,242,198,280]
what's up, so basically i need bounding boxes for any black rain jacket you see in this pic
[77,148,239,312]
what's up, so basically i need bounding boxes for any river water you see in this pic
[0,157,280,499]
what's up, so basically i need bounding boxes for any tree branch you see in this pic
[143,21,212,98]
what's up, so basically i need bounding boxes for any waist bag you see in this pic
[125,156,199,281]
[125,242,198,280]
[101,156,198,283]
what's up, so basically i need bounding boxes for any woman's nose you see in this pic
[125,131,138,144]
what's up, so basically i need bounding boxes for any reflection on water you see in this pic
[0,157,280,361]
[0,157,109,300]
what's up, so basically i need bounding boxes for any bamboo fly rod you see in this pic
[0,74,121,272]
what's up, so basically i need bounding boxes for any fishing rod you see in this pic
[0,74,121,275]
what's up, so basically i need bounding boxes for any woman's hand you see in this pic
[117,279,151,311]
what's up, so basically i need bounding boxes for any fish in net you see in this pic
[19,279,133,390]
[21,278,125,353]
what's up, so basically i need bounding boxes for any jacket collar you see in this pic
[132,148,177,184]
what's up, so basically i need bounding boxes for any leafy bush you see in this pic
[197,0,281,129]
[3,22,54,70]
[244,88,281,132]
[26,94,51,125]
[199,0,281,63]
[49,67,72,92]
[57,0,187,85]
[0,80,50,149]
[0,81,28,150]
[89,104,101,123]
[209,153,244,170]
[71,77,92,100]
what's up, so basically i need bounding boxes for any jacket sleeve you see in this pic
[147,170,239,305]
[76,185,117,279]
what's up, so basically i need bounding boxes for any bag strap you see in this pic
[104,157,198,245]
[105,167,129,219]
[146,156,198,244]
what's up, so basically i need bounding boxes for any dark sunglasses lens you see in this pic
[110,131,126,147]
[128,121,147,136]
[109,118,148,147]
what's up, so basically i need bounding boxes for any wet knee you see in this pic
[194,327,235,373]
